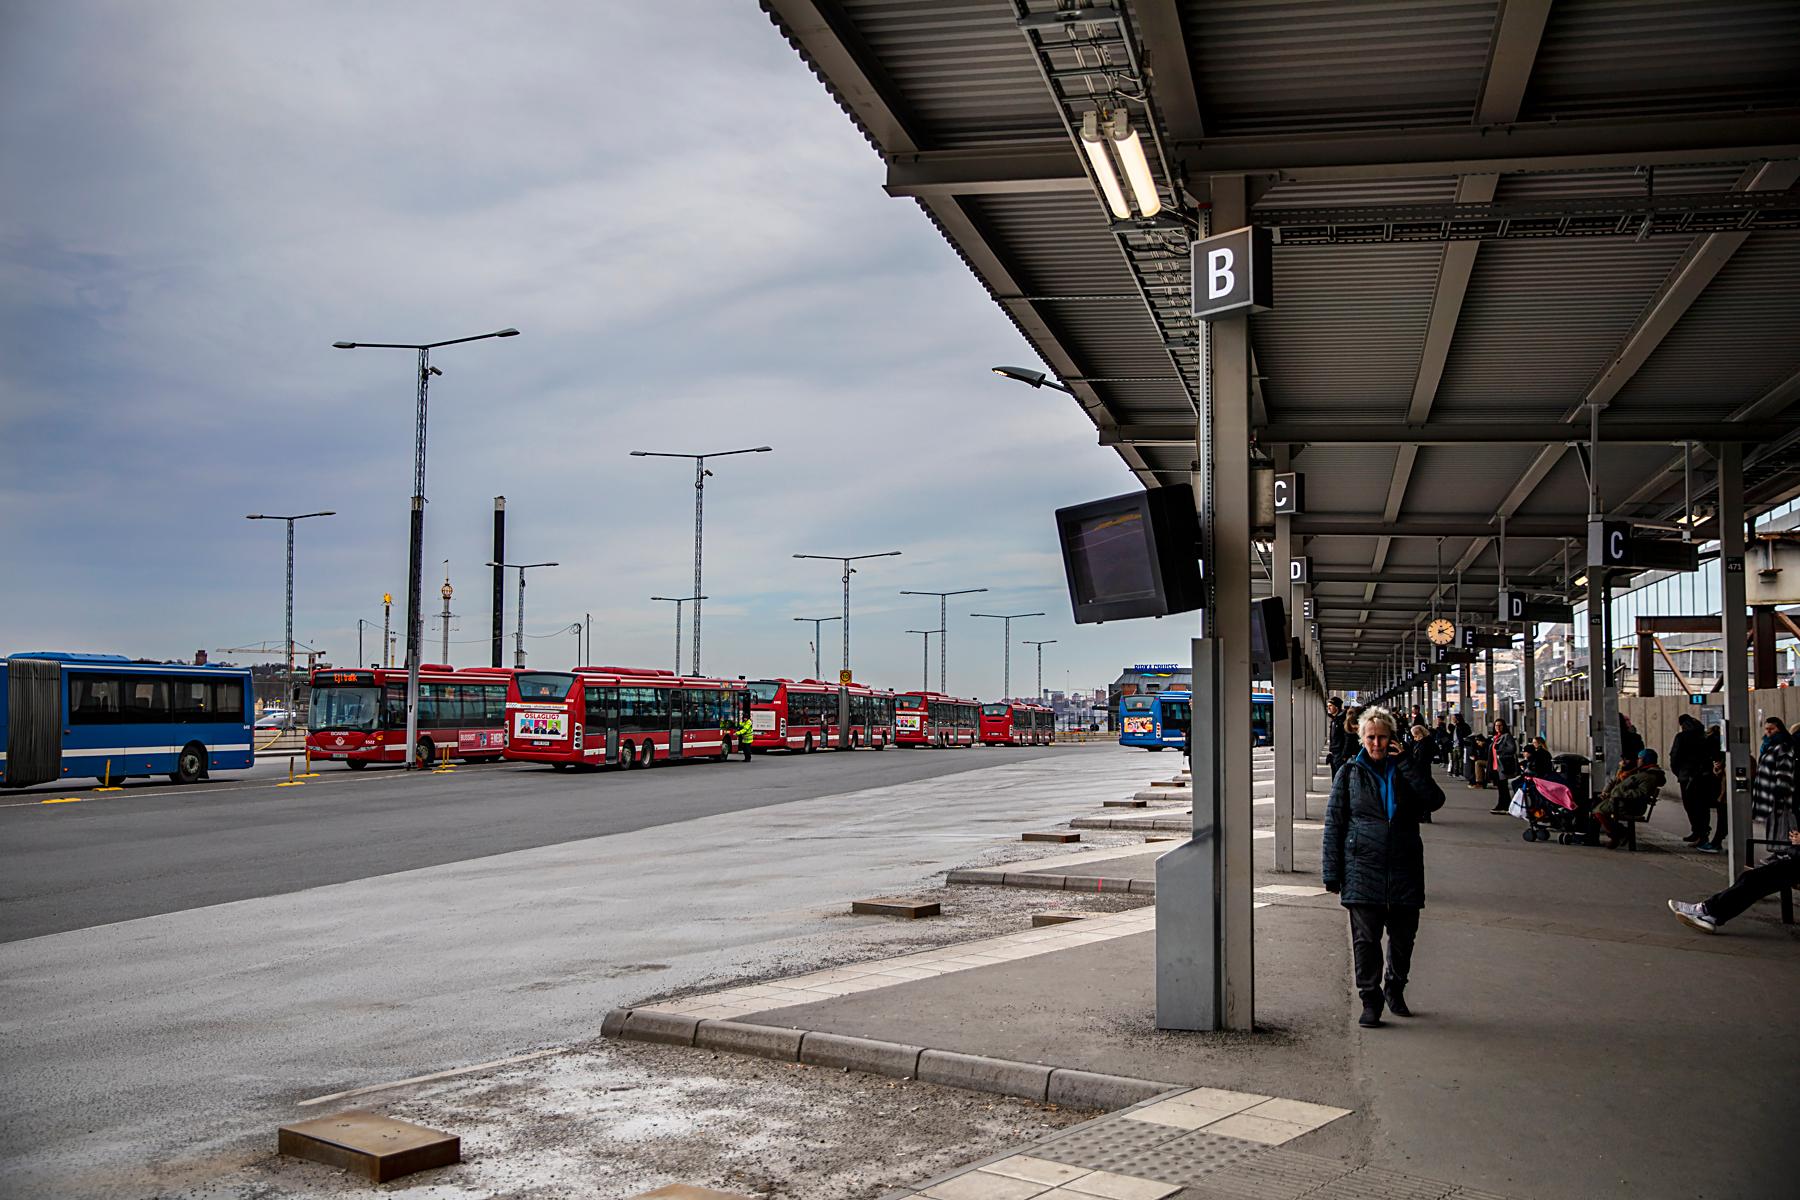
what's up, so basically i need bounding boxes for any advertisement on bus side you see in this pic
[513,709,567,739]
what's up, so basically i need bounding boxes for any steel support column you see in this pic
[1271,447,1295,872]
[1522,623,1537,738]
[1718,442,1752,877]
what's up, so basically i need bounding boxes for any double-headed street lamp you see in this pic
[488,560,558,668]
[630,445,773,676]
[972,610,1045,699]
[245,511,335,708]
[791,614,841,680]
[899,587,987,695]
[794,551,901,742]
[653,594,707,675]
[334,326,519,766]
[1023,638,1058,700]
[905,629,938,692]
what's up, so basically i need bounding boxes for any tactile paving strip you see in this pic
[1029,1115,1193,1162]
[1034,1126,1266,1183]
[1182,1149,1348,1199]
[1304,1164,1457,1200]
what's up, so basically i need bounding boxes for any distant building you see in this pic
[1106,664,1191,731]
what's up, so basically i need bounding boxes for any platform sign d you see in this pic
[1192,226,1273,321]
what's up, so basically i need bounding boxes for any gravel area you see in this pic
[179,1039,1089,1199]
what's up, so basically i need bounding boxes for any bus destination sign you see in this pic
[317,670,377,687]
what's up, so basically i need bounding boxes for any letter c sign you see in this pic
[1609,528,1627,563]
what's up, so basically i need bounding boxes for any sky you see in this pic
[0,0,1199,701]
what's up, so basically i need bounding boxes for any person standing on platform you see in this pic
[1326,696,1350,776]
[1489,719,1520,813]
[1322,706,1446,1028]
[1670,713,1710,842]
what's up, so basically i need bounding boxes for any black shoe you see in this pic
[1384,985,1411,1017]
[1489,805,1508,814]
[1358,1004,1384,1028]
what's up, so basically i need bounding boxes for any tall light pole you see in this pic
[653,595,706,674]
[791,615,841,680]
[794,551,901,742]
[971,611,1045,699]
[1024,639,1058,700]
[334,326,519,767]
[630,446,773,676]
[245,511,335,709]
[488,561,558,668]
[899,587,987,694]
[906,630,938,691]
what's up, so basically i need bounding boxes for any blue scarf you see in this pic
[1357,748,1398,820]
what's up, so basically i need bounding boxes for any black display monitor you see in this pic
[1248,594,1289,674]
[1055,484,1203,624]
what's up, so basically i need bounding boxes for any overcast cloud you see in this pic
[0,1,1196,701]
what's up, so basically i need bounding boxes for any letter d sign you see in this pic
[1192,226,1273,320]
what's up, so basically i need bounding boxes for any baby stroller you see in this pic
[1511,771,1595,844]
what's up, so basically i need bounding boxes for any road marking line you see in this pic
[296,1047,565,1107]
[40,797,84,805]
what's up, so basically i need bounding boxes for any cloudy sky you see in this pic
[0,1,1197,700]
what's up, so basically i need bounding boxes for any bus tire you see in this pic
[346,759,369,771]
[617,742,634,769]
[803,734,814,754]
[639,741,656,767]
[171,742,206,785]
[415,738,433,768]
[552,762,570,772]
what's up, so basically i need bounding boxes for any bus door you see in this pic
[603,698,621,765]
[4,658,62,788]
[669,694,684,758]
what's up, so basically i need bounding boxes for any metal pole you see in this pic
[1002,617,1011,698]
[674,599,684,674]
[584,612,591,668]
[515,567,527,669]
[491,498,506,669]
[403,348,429,766]
[940,597,948,693]
[357,619,364,667]
[1719,441,1752,877]
[284,517,295,709]
[383,595,392,668]
[693,457,705,675]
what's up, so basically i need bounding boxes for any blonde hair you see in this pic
[1358,707,1398,738]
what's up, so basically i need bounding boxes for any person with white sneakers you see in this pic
[1669,830,1798,932]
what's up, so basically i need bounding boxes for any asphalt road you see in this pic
[0,745,1080,942]
[0,742,1152,1198]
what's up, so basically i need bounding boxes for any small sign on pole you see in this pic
[1191,226,1274,321]
[839,669,853,685]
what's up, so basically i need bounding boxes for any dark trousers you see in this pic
[1705,855,1800,924]
[1679,778,1726,842]
[1347,903,1419,1006]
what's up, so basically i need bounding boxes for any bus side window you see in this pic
[70,676,123,724]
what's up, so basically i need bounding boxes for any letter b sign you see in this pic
[1192,226,1273,321]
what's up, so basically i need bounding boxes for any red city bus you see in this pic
[307,664,516,768]
[502,667,748,770]
[980,701,1056,746]
[893,691,980,748]
[746,678,896,753]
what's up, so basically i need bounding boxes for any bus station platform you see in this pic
[617,764,1797,1200]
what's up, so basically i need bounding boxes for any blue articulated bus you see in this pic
[1119,689,1275,750]
[1,653,255,788]
[1120,691,1190,751]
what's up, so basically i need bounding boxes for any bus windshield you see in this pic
[895,693,925,709]
[1122,696,1153,711]
[515,673,575,701]
[309,686,378,732]
[746,681,781,703]
[982,704,1009,717]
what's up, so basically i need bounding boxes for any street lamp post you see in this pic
[899,587,987,694]
[630,446,772,676]
[791,615,841,679]
[794,551,901,744]
[653,595,706,674]
[334,327,519,767]
[488,561,558,668]
[1023,639,1058,700]
[906,629,938,691]
[245,511,335,709]
[971,611,1045,699]
[990,365,1075,394]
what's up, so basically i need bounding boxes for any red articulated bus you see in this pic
[502,666,748,770]
[979,701,1056,746]
[746,678,896,753]
[307,664,516,768]
[893,691,980,748]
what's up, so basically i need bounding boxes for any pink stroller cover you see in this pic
[1530,774,1576,811]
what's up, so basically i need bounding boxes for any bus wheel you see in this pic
[617,742,634,769]
[803,734,814,754]
[171,743,205,784]
[640,741,657,767]
[552,762,569,772]
[346,759,369,771]
[415,738,433,768]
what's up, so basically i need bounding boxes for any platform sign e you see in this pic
[1192,226,1273,321]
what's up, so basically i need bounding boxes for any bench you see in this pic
[1744,837,1796,924]
[1614,796,1658,852]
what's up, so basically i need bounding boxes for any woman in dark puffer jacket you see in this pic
[1323,706,1446,1028]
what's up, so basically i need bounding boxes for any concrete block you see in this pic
[799,1030,924,1078]
[851,897,941,918]
[917,1049,1052,1102]
[1104,798,1148,808]
[1021,831,1081,843]
[600,1008,631,1039]
[622,1009,700,1046]
[693,1020,804,1061]
[1144,835,1176,842]
[1047,1069,1174,1112]
[631,1187,755,1200]
[278,1111,459,1183]
[1032,911,1088,926]
[1127,878,1158,895]
[1000,872,1067,890]
[945,868,1001,885]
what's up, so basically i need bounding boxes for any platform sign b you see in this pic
[1192,227,1273,321]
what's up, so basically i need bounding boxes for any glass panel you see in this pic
[309,687,379,732]
[70,675,123,724]
[516,672,575,701]
[213,679,245,720]
[746,681,780,703]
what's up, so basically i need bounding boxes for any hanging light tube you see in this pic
[1107,113,1162,217]
[1080,110,1131,219]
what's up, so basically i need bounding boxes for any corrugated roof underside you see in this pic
[1429,238,1692,420]
[1178,0,1499,134]
[1522,0,1800,120]
[1253,244,1444,421]
[843,0,1066,148]
[1402,445,1553,515]
[1285,446,1400,513]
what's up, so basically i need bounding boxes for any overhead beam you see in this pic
[1293,517,1584,538]
[1177,109,1800,181]
[884,148,1090,198]
[1313,569,1554,587]
[1106,421,1791,447]
[1475,0,1553,124]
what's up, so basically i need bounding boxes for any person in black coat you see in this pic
[1323,706,1447,1028]
[1325,696,1351,775]
[1669,714,1710,841]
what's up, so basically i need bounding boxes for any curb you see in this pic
[602,1009,1178,1110]
[1071,815,1191,832]
[947,867,1154,894]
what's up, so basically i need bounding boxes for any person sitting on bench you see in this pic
[1668,830,1799,932]
[1594,749,1665,849]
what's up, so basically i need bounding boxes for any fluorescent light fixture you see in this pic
[1079,110,1131,220]
[1108,115,1162,217]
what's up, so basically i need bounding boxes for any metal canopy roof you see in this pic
[761,0,1800,689]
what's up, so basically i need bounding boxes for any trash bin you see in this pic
[1552,753,1590,799]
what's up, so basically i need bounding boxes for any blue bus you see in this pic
[1119,689,1276,750]
[1,653,255,788]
